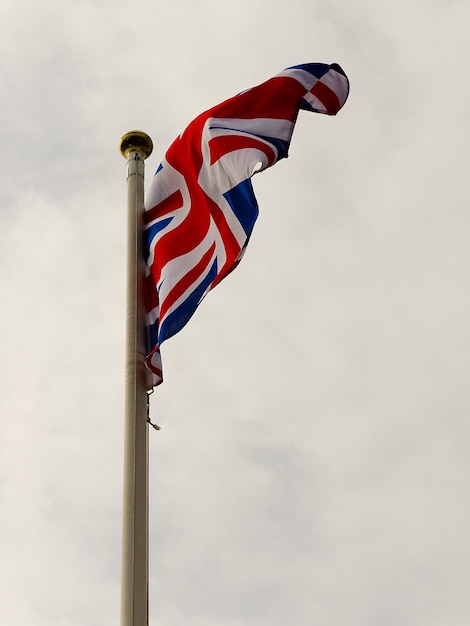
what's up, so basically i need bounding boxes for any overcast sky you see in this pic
[1,1,470,625]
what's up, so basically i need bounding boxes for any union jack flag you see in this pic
[144,62,349,387]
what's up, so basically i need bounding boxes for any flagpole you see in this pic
[119,131,153,626]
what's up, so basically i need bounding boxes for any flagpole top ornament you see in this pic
[119,130,153,159]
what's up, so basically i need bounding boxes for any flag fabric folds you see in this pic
[144,62,349,388]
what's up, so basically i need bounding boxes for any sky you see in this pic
[1,1,469,624]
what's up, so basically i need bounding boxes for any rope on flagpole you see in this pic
[146,391,161,431]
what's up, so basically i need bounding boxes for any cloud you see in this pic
[1,1,470,625]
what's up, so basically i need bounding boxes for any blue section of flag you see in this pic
[258,136,290,160]
[145,318,159,355]
[289,63,330,79]
[144,217,173,256]
[158,258,218,342]
[223,179,259,237]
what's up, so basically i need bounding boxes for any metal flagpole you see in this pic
[119,131,153,626]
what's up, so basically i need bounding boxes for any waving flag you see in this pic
[144,62,349,387]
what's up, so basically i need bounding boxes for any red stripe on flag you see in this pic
[212,76,306,121]
[208,135,276,167]
[144,189,184,224]
[159,242,217,320]
[309,81,341,115]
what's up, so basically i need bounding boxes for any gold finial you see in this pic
[119,130,153,159]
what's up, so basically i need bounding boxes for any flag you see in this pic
[144,62,350,387]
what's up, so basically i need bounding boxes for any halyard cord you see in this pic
[146,390,161,430]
